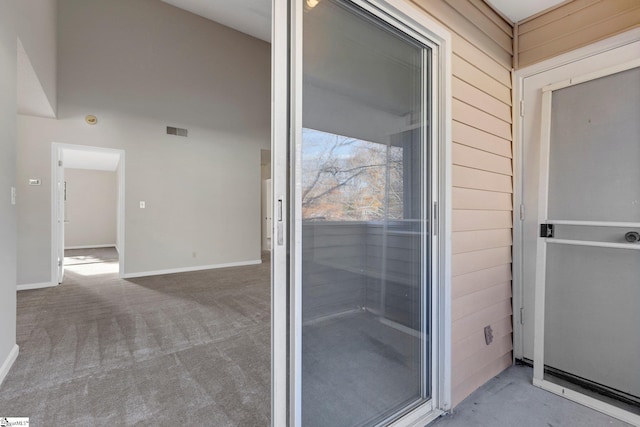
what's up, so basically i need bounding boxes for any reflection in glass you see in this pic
[301,0,431,425]
[302,129,404,221]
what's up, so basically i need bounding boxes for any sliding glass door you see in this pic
[300,1,430,426]
[272,1,447,425]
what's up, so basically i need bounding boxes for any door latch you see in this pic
[540,223,554,238]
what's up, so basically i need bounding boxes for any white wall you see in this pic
[64,169,117,249]
[17,0,57,115]
[0,0,18,380]
[17,0,270,283]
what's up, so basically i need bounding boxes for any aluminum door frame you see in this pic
[271,0,453,425]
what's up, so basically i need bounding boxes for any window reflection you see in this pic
[302,128,404,221]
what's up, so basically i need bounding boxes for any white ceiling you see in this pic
[484,0,565,23]
[160,0,271,42]
[63,149,121,172]
[161,0,567,42]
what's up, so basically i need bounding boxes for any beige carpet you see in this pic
[0,250,270,426]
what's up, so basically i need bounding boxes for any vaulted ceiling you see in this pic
[160,0,271,41]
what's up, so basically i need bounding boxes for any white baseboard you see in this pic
[17,282,58,291]
[0,344,19,386]
[122,259,262,279]
[65,244,117,250]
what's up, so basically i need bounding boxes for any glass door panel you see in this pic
[300,1,431,425]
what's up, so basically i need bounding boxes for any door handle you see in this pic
[624,231,640,243]
[277,199,284,246]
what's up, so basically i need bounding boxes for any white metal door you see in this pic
[532,64,640,425]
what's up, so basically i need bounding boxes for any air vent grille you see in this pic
[167,126,188,137]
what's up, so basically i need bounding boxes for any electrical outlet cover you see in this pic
[484,325,494,345]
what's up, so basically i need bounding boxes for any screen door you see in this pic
[533,65,640,425]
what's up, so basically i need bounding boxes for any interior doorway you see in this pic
[52,144,125,284]
[261,149,272,252]
[63,167,119,279]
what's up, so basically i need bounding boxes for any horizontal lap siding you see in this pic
[410,0,514,407]
[452,229,512,254]
[452,165,512,193]
[516,0,640,69]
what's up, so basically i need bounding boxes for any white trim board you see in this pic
[65,244,117,250]
[17,282,58,291]
[0,345,19,387]
[121,259,262,279]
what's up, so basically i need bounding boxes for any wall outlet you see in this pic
[140,201,146,209]
[484,325,494,345]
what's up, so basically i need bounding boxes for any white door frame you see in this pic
[54,148,66,284]
[531,61,640,426]
[512,28,640,361]
[271,0,452,425]
[51,143,126,283]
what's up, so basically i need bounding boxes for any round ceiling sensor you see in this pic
[85,115,98,125]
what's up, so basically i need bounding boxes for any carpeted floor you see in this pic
[0,249,270,426]
[5,249,630,427]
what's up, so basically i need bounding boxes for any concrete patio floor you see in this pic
[432,365,633,427]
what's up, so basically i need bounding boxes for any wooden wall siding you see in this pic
[516,0,640,69]
[410,0,514,407]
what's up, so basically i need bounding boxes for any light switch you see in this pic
[11,187,16,205]
[140,201,146,209]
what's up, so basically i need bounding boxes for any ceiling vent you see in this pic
[167,126,188,137]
